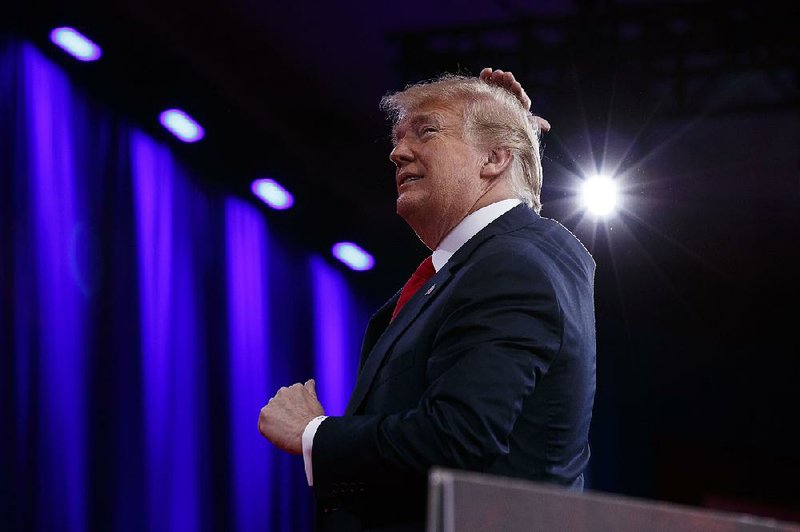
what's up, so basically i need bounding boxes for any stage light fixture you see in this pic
[332,242,375,272]
[49,27,102,62]
[581,174,618,217]
[251,178,294,210]
[158,109,205,143]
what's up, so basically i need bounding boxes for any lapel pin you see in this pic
[425,283,436,296]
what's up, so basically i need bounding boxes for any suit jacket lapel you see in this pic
[356,290,400,373]
[344,204,538,415]
[344,264,455,415]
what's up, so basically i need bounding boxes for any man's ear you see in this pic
[481,147,513,179]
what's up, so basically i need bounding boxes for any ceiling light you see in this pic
[332,242,374,272]
[251,178,294,210]
[159,109,204,143]
[50,27,102,62]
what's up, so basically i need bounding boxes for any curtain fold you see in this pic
[1,38,371,532]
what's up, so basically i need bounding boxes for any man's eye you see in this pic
[420,127,436,135]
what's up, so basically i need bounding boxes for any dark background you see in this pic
[8,0,800,523]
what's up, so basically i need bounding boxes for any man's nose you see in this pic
[389,141,413,167]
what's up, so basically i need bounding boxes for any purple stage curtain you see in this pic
[0,37,373,532]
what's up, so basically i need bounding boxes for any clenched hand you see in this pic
[258,379,325,455]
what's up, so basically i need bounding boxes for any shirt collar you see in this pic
[431,198,522,272]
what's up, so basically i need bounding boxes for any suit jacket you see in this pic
[312,204,596,531]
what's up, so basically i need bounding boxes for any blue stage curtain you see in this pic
[0,38,373,532]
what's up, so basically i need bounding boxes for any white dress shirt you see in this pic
[302,198,522,485]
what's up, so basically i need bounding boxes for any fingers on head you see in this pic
[534,116,551,132]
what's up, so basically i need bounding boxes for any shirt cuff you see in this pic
[302,415,328,486]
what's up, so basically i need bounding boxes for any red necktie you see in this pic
[391,255,435,322]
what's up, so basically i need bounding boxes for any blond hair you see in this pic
[381,74,544,213]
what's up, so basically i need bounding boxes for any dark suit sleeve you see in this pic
[312,250,564,497]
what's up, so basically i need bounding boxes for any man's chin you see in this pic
[397,194,422,222]
[397,191,427,217]
[396,194,416,218]
[396,200,436,248]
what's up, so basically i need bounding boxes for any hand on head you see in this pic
[479,67,551,133]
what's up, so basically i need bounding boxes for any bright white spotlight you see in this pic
[251,178,294,210]
[581,175,618,216]
[50,27,102,62]
[332,242,375,272]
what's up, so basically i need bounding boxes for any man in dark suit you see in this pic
[258,68,596,531]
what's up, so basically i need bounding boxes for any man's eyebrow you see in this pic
[392,112,444,142]
[409,113,443,128]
